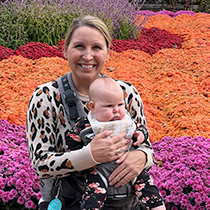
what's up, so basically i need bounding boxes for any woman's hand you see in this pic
[90,130,130,163]
[108,150,147,187]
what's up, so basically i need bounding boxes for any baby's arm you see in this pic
[132,123,149,146]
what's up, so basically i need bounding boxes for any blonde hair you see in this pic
[64,15,112,52]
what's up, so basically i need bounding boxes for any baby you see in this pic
[66,77,149,209]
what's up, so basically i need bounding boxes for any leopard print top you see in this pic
[26,75,154,179]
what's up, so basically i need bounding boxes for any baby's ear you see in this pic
[89,101,95,112]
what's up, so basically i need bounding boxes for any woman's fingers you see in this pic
[109,150,146,187]
[90,131,129,163]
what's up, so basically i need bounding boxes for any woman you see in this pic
[26,15,165,210]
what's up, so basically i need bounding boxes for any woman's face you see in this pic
[64,26,109,87]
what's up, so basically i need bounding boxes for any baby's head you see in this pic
[89,77,125,122]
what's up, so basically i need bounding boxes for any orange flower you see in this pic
[1,14,210,142]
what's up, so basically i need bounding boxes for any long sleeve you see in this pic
[26,81,96,179]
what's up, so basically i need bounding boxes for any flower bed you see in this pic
[151,136,210,210]
[1,118,210,209]
[0,119,41,210]
[0,14,210,142]
[0,11,210,209]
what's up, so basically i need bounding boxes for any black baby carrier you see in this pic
[40,72,146,210]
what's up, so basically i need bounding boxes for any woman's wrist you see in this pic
[89,143,101,165]
[70,144,98,171]
[137,147,154,170]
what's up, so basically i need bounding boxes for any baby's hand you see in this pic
[132,131,144,146]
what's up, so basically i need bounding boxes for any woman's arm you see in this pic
[26,82,130,179]
[26,82,97,179]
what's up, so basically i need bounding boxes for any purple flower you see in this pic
[36,191,42,200]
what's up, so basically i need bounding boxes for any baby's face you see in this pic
[93,89,125,122]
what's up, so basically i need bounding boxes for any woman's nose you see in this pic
[82,49,93,61]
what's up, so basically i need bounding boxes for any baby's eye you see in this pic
[118,103,124,106]
[107,105,112,108]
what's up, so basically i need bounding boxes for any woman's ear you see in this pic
[63,50,67,59]
[106,48,110,61]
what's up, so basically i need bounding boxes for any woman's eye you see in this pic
[93,45,101,50]
[75,44,83,48]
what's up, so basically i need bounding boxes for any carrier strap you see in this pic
[61,74,79,120]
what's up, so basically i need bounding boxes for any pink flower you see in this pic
[0,177,6,185]
[165,195,173,203]
[0,189,4,197]
[17,196,25,205]
[25,200,34,209]
[186,204,193,210]
[10,189,18,197]
[36,191,42,199]
[189,192,194,198]
[2,192,9,202]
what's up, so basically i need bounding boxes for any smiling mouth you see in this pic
[80,64,95,69]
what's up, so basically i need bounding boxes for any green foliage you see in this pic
[112,18,140,40]
[0,199,30,210]
[197,0,210,12]
[0,1,75,49]
[0,2,28,49]
[0,0,145,50]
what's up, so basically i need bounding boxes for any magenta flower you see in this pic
[25,200,35,209]
[0,119,40,209]
[17,196,25,205]
[151,136,210,209]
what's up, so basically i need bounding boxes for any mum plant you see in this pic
[150,136,210,210]
[0,119,41,210]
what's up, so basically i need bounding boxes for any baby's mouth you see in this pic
[111,116,120,121]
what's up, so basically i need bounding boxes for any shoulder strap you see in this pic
[61,74,79,120]
[57,72,87,128]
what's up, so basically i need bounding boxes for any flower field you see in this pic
[0,10,210,210]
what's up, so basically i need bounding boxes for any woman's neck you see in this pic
[72,78,91,95]
[71,74,100,96]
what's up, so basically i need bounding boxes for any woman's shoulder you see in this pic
[33,80,59,94]
[37,80,58,89]
[114,79,139,96]
[115,79,133,87]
